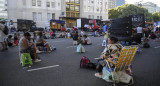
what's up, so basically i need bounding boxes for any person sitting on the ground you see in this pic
[14,33,19,46]
[19,32,41,62]
[7,35,15,47]
[95,36,123,78]
[150,32,157,39]
[36,31,51,51]
[61,31,66,38]
[73,31,78,45]
[50,30,56,39]
[83,35,91,45]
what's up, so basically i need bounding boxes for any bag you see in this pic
[76,44,85,53]
[118,71,132,83]
[3,25,8,35]
[102,67,119,83]
[80,56,90,68]
[87,62,97,69]
[102,40,107,47]
[143,42,150,48]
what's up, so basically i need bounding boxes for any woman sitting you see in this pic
[36,31,51,51]
[95,36,123,78]
[83,35,92,45]
[19,32,41,62]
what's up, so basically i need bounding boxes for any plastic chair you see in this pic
[21,53,33,67]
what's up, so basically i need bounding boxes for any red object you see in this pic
[14,40,19,46]
[50,32,54,36]
[89,20,100,30]
[61,27,66,31]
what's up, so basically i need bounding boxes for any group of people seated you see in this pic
[19,31,53,63]
[72,31,92,45]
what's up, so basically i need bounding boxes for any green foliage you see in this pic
[108,4,153,22]
[153,12,160,22]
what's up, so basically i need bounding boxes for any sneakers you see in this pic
[95,73,102,78]
[35,59,41,62]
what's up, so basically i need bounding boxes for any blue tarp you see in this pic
[50,19,65,24]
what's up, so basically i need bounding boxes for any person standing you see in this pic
[0,21,8,51]
[136,24,143,44]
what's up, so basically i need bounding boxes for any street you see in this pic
[0,36,160,86]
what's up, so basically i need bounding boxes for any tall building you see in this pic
[7,0,62,27]
[61,0,108,28]
[0,0,7,19]
[117,0,125,6]
[142,2,157,14]
[80,0,108,20]
[108,0,117,9]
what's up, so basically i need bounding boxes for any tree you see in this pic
[108,4,153,22]
[153,12,160,22]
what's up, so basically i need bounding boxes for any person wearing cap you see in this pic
[19,32,41,62]
[0,20,8,51]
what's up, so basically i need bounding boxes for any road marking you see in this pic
[27,65,59,72]
[66,46,77,48]
[94,57,101,60]
[53,40,64,42]
[154,46,160,48]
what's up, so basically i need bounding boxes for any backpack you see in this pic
[80,56,96,69]
[143,42,150,48]
[3,25,8,35]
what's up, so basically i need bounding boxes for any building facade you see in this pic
[0,0,7,19]
[81,0,108,20]
[117,0,125,7]
[142,2,157,14]
[7,0,109,28]
[8,0,62,28]
[108,0,117,9]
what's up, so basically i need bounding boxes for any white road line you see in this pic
[53,40,64,42]
[27,65,59,72]
[66,46,77,48]
[94,58,101,60]
[154,46,160,48]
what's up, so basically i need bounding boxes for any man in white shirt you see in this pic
[83,35,91,45]
[136,24,143,44]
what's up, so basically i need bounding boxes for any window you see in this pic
[75,0,79,3]
[88,15,91,19]
[58,3,60,6]
[91,1,94,4]
[92,15,94,19]
[47,13,51,20]
[70,0,74,3]
[38,12,42,21]
[23,0,26,6]
[70,5,74,11]
[97,8,99,12]
[97,16,99,19]
[52,2,55,8]
[46,2,50,7]
[66,5,70,11]
[32,0,36,6]
[88,6,90,11]
[33,12,37,21]
[52,13,55,20]
[37,0,41,7]
[100,16,102,19]
[66,0,69,2]
[75,5,80,11]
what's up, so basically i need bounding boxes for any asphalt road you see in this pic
[0,36,160,86]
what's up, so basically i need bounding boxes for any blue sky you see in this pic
[126,0,160,6]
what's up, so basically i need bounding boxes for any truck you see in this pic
[77,18,101,31]
[50,19,65,31]
[17,19,36,32]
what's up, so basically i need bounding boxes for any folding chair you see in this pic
[105,46,138,86]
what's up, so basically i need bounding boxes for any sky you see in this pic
[126,0,160,6]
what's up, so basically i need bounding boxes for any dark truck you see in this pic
[50,19,65,31]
